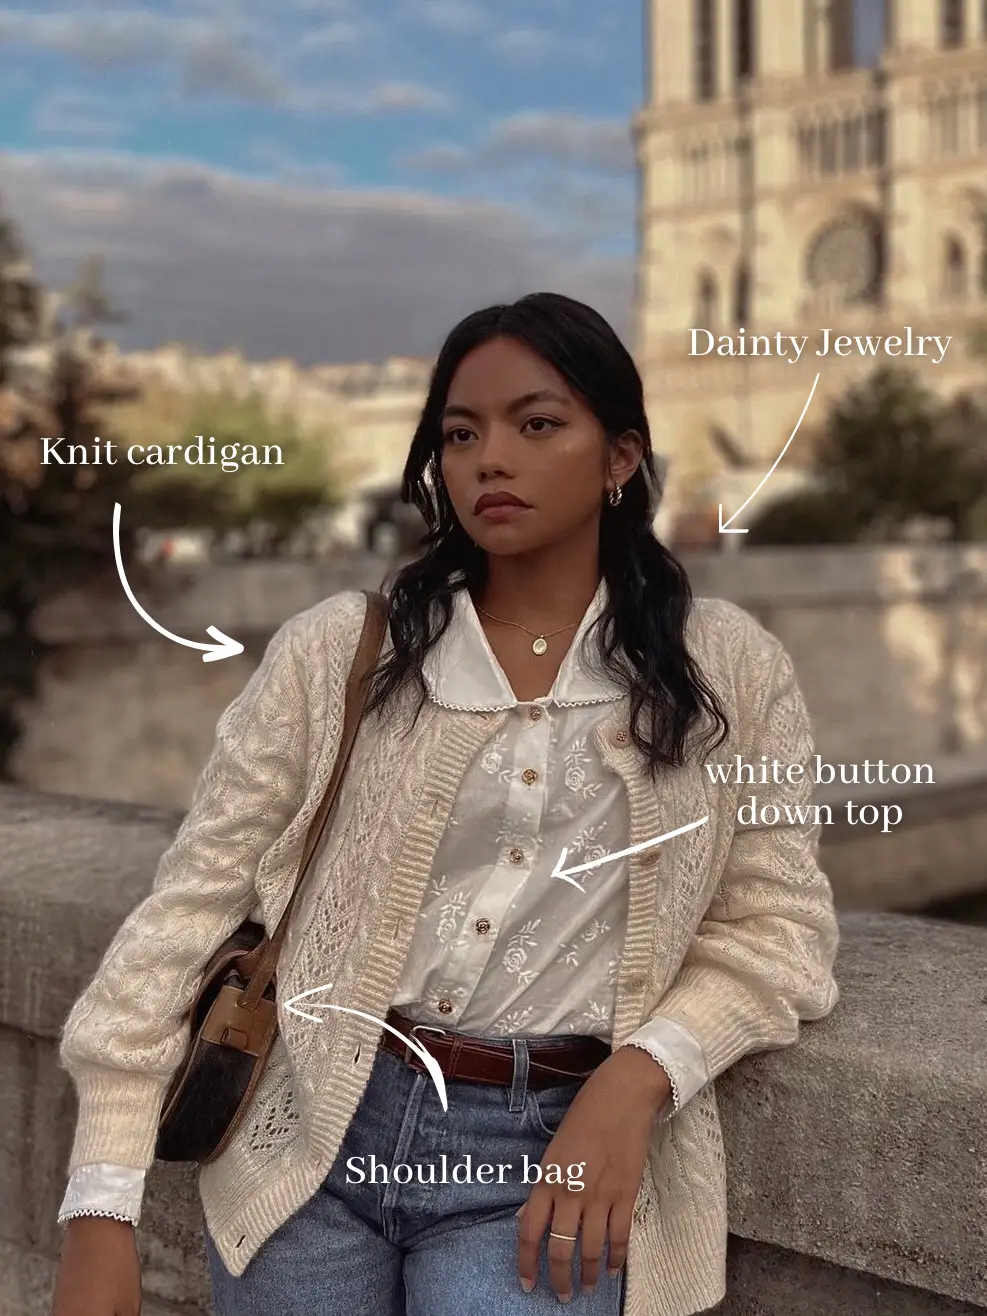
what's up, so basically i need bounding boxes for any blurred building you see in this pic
[102,341,431,500]
[634,0,987,542]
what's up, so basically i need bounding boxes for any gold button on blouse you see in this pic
[614,729,629,744]
[521,768,538,785]
[475,918,491,935]
[437,998,453,1014]
[528,707,542,721]
[508,847,525,865]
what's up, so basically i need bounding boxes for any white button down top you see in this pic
[392,581,634,1037]
[392,582,708,1099]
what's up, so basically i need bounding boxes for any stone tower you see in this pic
[634,0,987,542]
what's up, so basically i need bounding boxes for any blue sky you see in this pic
[0,0,884,364]
[0,1,641,195]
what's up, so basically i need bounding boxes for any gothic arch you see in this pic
[694,0,717,101]
[732,262,750,325]
[943,234,967,299]
[952,186,987,220]
[941,190,987,297]
[734,0,756,81]
[940,0,964,46]
[695,269,720,327]
[803,0,856,73]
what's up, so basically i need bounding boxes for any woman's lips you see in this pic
[475,502,530,521]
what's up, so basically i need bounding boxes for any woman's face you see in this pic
[439,335,641,558]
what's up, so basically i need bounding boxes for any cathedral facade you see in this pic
[634,0,987,541]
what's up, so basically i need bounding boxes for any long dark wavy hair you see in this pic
[364,291,729,777]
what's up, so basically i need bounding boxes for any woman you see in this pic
[52,292,839,1316]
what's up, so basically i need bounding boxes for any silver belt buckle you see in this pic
[404,1023,446,1066]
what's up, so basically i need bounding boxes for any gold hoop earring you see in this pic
[608,485,622,507]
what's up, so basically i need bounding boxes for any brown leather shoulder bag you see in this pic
[155,590,388,1164]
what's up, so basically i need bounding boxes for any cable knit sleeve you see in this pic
[644,639,840,1085]
[58,611,316,1173]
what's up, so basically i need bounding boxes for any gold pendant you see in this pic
[532,637,548,655]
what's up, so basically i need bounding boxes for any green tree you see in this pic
[0,210,140,777]
[747,367,987,544]
[123,387,340,550]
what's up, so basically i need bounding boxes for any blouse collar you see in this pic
[422,579,626,712]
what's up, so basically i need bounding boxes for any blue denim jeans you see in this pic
[205,1029,626,1314]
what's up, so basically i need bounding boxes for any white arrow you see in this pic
[112,503,244,661]
[719,372,821,534]
[552,816,709,892]
[283,984,450,1111]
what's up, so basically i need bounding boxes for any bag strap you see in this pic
[238,589,388,1009]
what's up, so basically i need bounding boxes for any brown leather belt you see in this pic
[379,1008,611,1090]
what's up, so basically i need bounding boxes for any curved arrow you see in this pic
[719,373,821,533]
[283,984,450,1111]
[112,503,243,661]
[552,817,709,892]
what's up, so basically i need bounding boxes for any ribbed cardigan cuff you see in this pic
[66,1067,171,1172]
[647,964,786,1083]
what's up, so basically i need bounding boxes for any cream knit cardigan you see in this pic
[59,589,840,1316]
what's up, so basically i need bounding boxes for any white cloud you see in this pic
[33,90,130,143]
[0,8,170,66]
[0,150,633,364]
[244,138,343,185]
[403,143,469,172]
[0,8,292,103]
[484,113,634,173]
[0,6,448,115]
[492,25,598,62]
[293,19,366,53]
[290,80,451,115]
[396,112,636,249]
[392,3,606,62]
[402,112,634,176]
[180,34,288,102]
[368,82,450,112]
[406,0,489,36]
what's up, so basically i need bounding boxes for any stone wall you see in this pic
[12,554,389,809]
[0,786,984,1316]
[11,544,987,813]
[682,544,987,762]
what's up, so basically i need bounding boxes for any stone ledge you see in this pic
[811,750,987,911]
[813,748,987,831]
[25,546,987,648]
[716,913,987,1308]
[0,787,984,1312]
[680,545,987,607]
[30,556,388,645]
[0,787,183,1038]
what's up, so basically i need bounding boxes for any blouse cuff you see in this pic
[58,1163,146,1227]
[619,1015,710,1114]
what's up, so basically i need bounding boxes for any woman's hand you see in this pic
[516,1046,671,1303]
[51,1216,142,1316]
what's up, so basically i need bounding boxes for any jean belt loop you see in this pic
[508,1038,529,1112]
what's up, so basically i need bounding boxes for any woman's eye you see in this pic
[523,416,560,435]
[444,428,474,445]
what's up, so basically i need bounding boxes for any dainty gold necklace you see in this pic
[475,604,579,656]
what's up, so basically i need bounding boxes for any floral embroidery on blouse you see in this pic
[389,584,635,1041]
